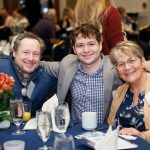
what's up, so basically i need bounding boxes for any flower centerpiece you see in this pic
[0,73,15,121]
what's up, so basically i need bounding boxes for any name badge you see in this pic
[27,81,35,99]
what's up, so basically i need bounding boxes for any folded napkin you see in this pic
[41,94,58,112]
[23,118,37,130]
[95,126,119,150]
[42,94,61,133]
[24,94,61,132]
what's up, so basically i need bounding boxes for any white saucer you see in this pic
[0,120,10,130]
[119,134,137,140]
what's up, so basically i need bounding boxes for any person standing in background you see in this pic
[32,8,59,59]
[58,7,74,36]
[118,6,150,60]
[74,0,125,55]
[0,8,13,28]
[11,9,30,35]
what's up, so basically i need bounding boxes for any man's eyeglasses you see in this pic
[115,57,137,71]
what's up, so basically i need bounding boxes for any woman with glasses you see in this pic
[108,41,150,143]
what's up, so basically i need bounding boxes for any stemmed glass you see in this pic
[37,111,53,150]
[55,102,70,134]
[9,99,25,135]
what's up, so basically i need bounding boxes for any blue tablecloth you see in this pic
[0,123,150,150]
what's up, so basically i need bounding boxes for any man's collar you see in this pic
[77,54,104,75]
[13,59,31,84]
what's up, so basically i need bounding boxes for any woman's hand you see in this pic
[119,127,146,140]
[119,127,139,136]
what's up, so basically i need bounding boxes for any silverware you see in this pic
[92,126,108,132]
[0,144,2,150]
[69,121,81,128]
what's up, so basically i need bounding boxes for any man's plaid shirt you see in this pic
[70,62,105,123]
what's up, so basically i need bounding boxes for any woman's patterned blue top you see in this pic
[115,88,145,131]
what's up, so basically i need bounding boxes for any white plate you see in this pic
[75,131,138,149]
[119,134,137,140]
[0,120,10,130]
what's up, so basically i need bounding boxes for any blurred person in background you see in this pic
[118,6,138,34]
[0,15,4,27]
[0,8,13,28]
[118,6,150,60]
[32,8,59,59]
[0,11,11,42]
[10,9,30,35]
[74,0,125,55]
[58,7,74,36]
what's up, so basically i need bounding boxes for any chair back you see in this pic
[0,26,11,41]
[52,35,71,61]
[139,25,150,44]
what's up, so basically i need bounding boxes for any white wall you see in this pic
[114,0,148,13]
[114,0,150,26]
[0,0,3,9]
[147,0,150,25]
[59,0,67,19]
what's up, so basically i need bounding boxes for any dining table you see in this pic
[0,122,150,150]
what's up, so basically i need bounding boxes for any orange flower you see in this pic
[0,73,5,86]
[0,87,3,93]
[0,73,15,120]
[0,73,15,92]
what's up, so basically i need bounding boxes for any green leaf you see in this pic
[0,112,11,121]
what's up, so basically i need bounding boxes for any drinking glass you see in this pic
[10,99,25,135]
[3,140,25,150]
[23,101,31,122]
[55,102,70,134]
[53,134,75,150]
[37,111,53,150]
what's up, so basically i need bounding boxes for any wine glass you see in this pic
[9,99,25,135]
[37,111,53,150]
[53,134,75,150]
[55,102,70,134]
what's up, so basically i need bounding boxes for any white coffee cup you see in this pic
[3,140,25,150]
[82,112,97,130]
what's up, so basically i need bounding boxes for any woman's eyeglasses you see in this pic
[115,57,137,71]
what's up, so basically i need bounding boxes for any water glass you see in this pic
[3,140,25,150]
[53,134,75,150]
[36,111,53,150]
[55,102,70,133]
[10,99,25,135]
